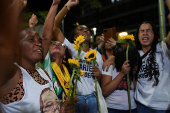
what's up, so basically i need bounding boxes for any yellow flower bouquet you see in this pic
[67,35,86,101]
[117,34,135,44]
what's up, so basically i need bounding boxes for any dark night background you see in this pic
[25,0,170,41]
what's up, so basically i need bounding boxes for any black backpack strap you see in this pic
[140,49,152,59]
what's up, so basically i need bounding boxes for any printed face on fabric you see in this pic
[138,23,154,49]
[49,41,66,58]
[40,88,60,113]
[19,29,42,64]
[74,25,91,41]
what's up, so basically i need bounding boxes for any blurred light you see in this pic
[93,27,97,31]
[118,32,128,40]
[93,27,97,36]
[111,0,115,3]
[119,32,128,36]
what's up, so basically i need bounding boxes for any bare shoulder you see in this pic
[0,66,21,98]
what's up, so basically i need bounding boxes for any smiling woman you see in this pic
[18,28,43,64]
[0,0,69,113]
[28,2,77,111]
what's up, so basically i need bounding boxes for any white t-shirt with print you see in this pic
[135,41,170,110]
[0,66,60,113]
[102,65,137,110]
[64,38,103,95]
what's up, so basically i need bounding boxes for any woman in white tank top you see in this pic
[0,0,73,112]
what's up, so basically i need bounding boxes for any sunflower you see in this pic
[80,70,86,76]
[74,35,85,45]
[119,36,126,40]
[68,58,79,67]
[73,44,80,50]
[85,49,97,62]
[119,34,135,42]
[130,35,135,41]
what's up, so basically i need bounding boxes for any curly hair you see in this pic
[135,21,161,86]
[115,47,140,81]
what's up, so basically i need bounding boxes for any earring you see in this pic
[63,58,66,63]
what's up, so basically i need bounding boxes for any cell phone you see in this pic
[103,27,116,42]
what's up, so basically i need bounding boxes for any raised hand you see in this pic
[17,0,27,12]
[29,14,38,30]
[65,0,79,8]
[107,37,117,48]
[22,0,27,9]
[97,34,104,50]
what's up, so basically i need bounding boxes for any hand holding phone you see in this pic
[103,27,116,43]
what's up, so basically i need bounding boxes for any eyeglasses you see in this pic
[51,41,66,47]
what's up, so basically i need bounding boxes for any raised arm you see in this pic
[41,0,61,59]
[0,0,27,87]
[53,0,79,42]
[29,14,38,31]
[165,0,170,50]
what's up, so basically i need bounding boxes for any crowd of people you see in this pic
[1,0,170,113]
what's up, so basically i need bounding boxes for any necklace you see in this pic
[51,62,73,102]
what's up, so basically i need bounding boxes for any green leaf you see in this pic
[78,77,82,83]
[82,43,86,48]
[117,40,126,43]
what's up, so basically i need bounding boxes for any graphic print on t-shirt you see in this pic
[138,54,159,79]
[40,87,60,113]
[116,77,132,90]
[79,59,99,78]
